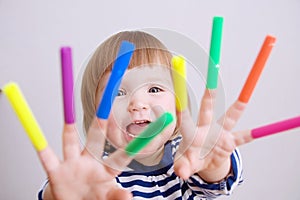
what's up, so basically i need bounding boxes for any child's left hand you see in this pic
[174,89,252,182]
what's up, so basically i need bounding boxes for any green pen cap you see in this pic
[207,16,223,89]
[125,112,174,157]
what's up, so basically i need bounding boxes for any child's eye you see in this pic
[117,89,126,96]
[148,87,162,93]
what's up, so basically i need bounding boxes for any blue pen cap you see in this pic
[96,41,135,119]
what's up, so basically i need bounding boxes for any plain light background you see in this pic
[1,0,299,199]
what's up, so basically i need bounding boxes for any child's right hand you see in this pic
[39,118,133,200]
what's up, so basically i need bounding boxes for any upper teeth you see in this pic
[128,133,137,138]
[135,120,148,124]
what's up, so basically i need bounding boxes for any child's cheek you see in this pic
[111,97,128,126]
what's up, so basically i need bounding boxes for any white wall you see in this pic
[0,0,299,199]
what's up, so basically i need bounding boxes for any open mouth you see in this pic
[126,120,151,139]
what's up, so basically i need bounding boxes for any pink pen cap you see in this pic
[251,116,300,139]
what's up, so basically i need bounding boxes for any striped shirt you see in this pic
[38,136,243,199]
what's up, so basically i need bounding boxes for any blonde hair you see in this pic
[81,31,173,132]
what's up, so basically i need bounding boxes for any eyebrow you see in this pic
[147,78,172,85]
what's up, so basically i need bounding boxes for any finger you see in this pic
[103,150,132,176]
[84,42,134,159]
[232,130,253,146]
[3,82,48,151]
[125,112,174,156]
[38,146,61,173]
[174,111,202,180]
[197,89,217,126]
[104,112,174,173]
[206,16,223,90]
[60,46,75,124]
[106,187,133,200]
[96,41,135,119]
[176,109,198,153]
[251,116,300,139]
[62,124,81,160]
[238,35,276,103]
[83,117,108,160]
[174,155,196,180]
[233,116,300,146]
[3,83,61,174]
[170,56,193,141]
[175,18,227,180]
[60,47,81,159]
[171,55,188,112]
[197,16,223,126]
[218,36,276,130]
[217,100,246,131]
[171,55,209,151]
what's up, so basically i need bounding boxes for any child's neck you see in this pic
[135,146,165,166]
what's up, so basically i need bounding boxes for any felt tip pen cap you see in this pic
[238,35,276,103]
[60,46,75,124]
[96,41,135,119]
[207,16,223,89]
[251,116,300,139]
[125,112,174,157]
[3,82,48,151]
[172,55,188,111]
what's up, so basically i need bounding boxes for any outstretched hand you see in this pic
[40,119,134,200]
[172,35,276,182]
[173,89,251,182]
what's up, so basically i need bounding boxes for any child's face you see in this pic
[98,65,177,157]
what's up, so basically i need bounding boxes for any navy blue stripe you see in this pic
[173,136,181,143]
[193,189,206,195]
[187,192,196,200]
[226,152,239,190]
[182,182,206,199]
[189,175,221,190]
[181,181,189,195]
[37,180,49,200]
[233,149,241,163]
[132,182,180,198]
[120,163,172,176]
[38,190,43,200]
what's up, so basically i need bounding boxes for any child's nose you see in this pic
[129,102,149,112]
[128,93,150,113]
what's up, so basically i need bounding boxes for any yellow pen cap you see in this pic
[172,55,188,111]
[3,82,48,151]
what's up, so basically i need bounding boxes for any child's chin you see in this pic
[134,145,163,157]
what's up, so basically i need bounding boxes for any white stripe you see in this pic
[119,175,180,194]
[119,165,175,183]
[118,173,168,183]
